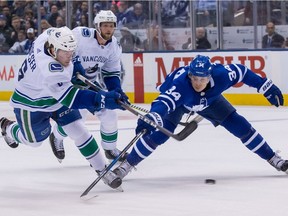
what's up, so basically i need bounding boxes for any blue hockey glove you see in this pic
[258,79,284,107]
[135,112,163,134]
[94,90,122,111]
[115,88,130,105]
[71,55,86,84]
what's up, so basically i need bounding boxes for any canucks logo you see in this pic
[55,32,61,38]
[49,62,64,72]
[82,28,91,37]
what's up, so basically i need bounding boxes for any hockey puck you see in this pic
[205,179,216,184]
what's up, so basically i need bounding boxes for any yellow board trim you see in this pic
[2,92,288,106]
[0,91,13,101]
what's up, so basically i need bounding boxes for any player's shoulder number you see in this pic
[224,65,237,81]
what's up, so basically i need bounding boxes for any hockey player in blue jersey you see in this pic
[113,55,287,179]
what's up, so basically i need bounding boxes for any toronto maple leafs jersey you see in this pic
[72,27,122,82]
[10,28,77,112]
[152,63,266,116]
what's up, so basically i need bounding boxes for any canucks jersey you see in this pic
[10,28,78,112]
[72,27,122,82]
[152,63,265,116]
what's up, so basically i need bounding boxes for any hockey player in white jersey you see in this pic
[49,10,130,163]
[0,26,126,189]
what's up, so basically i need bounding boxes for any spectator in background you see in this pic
[262,22,284,48]
[1,5,12,27]
[55,0,66,17]
[182,37,191,49]
[79,14,88,27]
[0,14,14,52]
[74,1,88,27]
[23,9,35,23]
[244,1,268,26]
[93,2,102,17]
[120,26,143,52]
[40,19,51,33]
[24,27,36,53]
[0,0,9,12]
[117,1,133,28]
[24,19,35,32]
[196,0,234,27]
[11,0,26,18]
[8,29,27,53]
[11,15,24,44]
[196,0,217,26]
[47,4,60,27]
[161,0,189,27]
[183,28,211,50]
[194,27,211,49]
[126,2,147,29]
[143,24,174,51]
[110,2,119,17]
[55,15,65,27]
[39,6,49,20]
[24,0,38,17]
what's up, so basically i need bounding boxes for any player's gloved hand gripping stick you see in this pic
[76,73,202,141]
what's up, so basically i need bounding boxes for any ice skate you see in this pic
[96,169,122,190]
[268,153,288,172]
[104,148,128,162]
[49,132,65,163]
[113,159,134,179]
[0,117,18,148]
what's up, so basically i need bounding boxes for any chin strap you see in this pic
[96,28,108,44]
[47,47,57,59]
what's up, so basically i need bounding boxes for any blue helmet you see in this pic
[189,55,212,77]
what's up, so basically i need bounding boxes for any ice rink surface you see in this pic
[1,101,288,216]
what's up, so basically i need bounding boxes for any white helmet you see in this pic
[93,10,117,29]
[48,26,77,53]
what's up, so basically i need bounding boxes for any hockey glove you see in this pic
[94,90,123,112]
[115,88,130,106]
[258,79,284,107]
[135,112,163,134]
[72,55,85,83]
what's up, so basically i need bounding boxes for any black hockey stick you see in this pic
[80,129,146,198]
[76,73,201,141]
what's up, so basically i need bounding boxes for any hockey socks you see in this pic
[126,135,157,166]
[241,127,274,160]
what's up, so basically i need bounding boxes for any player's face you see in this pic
[190,75,210,92]
[99,22,115,40]
[56,50,73,67]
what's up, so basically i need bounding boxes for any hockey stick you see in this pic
[76,73,200,141]
[80,129,146,198]
[129,104,201,127]
[75,73,199,126]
